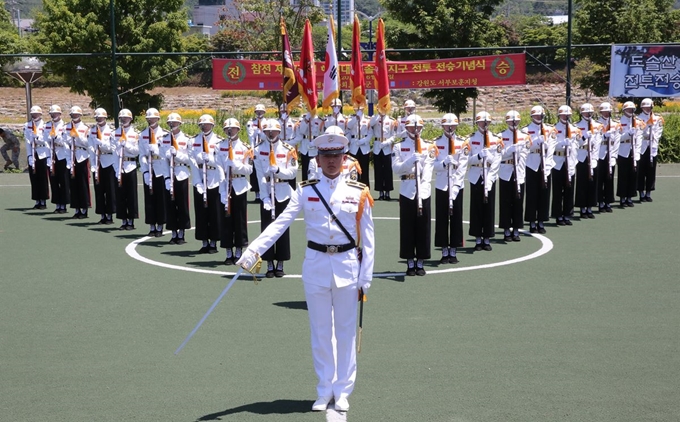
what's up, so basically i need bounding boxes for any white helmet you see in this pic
[599,102,612,113]
[622,101,636,111]
[641,98,653,108]
[324,125,345,136]
[505,110,521,122]
[580,103,594,113]
[145,108,160,119]
[198,114,215,125]
[404,100,416,108]
[49,105,62,114]
[69,106,83,116]
[30,105,42,114]
[558,105,572,116]
[262,119,281,132]
[441,113,459,126]
[530,105,545,117]
[405,114,424,127]
[331,98,342,107]
[254,104,266,112]
[223,118,240,129]
[94,108,107,118]
[475,111,492,122]
[118,109,133,119]
[167,113,182,124]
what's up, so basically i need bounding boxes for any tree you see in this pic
[575,0,680,96]
[32,0,200,115]
[0,0,26,84]
[380,0,507,115]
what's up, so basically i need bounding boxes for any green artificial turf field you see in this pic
[1,165,678,421]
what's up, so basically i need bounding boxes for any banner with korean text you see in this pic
[213,53,525,91]
[609,45,680,97]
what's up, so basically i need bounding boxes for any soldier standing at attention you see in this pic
[596,102,620,213]
[551,106,579,226]
[114,109,140,230]
[247,104,267,201]
[346,104,372,187]
[370,111,396,200]
[139,108,169,236]
[64,106,90,219]
[89,108,115,224]
[44,105,69,214]
[637,98,664,202]
[162,112,193,245]
[24,106,47,209]
[522,105,555,234]
[574,103,602,219]
[616,102,644,208]
[498,111,530,242]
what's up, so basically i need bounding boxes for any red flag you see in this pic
[281,17,300,113]
[374,18,390,115]
[350,14,366,110]
[297,19,318,116]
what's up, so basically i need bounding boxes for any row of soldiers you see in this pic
[21,98,663,276]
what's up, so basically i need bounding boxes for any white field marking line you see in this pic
[126,217,553,278]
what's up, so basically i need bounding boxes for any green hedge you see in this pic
[659,114,680,163]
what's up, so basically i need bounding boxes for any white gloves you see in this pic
[165,179,172,191]
[165,147,175,159]
[90,165,96,173]
[268,165,278,175]
[143,172,151,185]
[195,183,205,194]
[356,110,363,118]
[359,281,371,294]
[478,149,489,159]
[505,144,516,154]
[28,156,34,167]
[150,144,159,155]
[54,139,63,147]
[381,140,392,149]
[442,155,454,166]
[201,152,210,162]
[404,154,419,167]
[223,158,234,168]
[536,135,545,145]
[236,249,258,270]
[262,197,273,211]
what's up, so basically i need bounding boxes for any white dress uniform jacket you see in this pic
[293,115,325,156]
[575,119,603,171]
[597,117,621,168]
[522,122,556,178]
[499,128,531,184]
[552,121,579,176]
[346,114,372,155]
[254,140,298,202]
[113,126,140,177]
[433,133,469,200]
[617,115,644,160]
[161,130,194,183]
[325,114,347,132]
[43,119,66,167]
[467,130,502,193]
[370,115,397,155]
[139,125,169,180]
[278,116,296,144]
[391,136,437,200]
[217,138,253,199]
[191,131,223,192]
[246,117,267,148]
[63,120,90,165]
[637,111,664,157]
[24,119,45,165]
[89,123,115,170]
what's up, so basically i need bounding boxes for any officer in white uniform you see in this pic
[139,108,169,236]
[498,111,530,241]
[277,103,297,189]
[392,114,437,275]
[217,118,253,265]
[574,103,603,219]
[64,106,90,218]
[616,101,644,208]
[89,108,116,224]
[596,102,620,212]
[551,106,579,226]
[113,108,140,230]
[637,98,664,201]
[293,111,325,181]
[162,112,193,244]
[44,105,69,213]
[433,113,469,263]
[237,130,374,414]
[370,112,396,200]
[247,104,267,200]
[396,99,416,139]
[24,105,47,209]
[346,105,372,187]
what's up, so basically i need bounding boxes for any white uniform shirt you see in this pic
[246,117,267,148]
[161,130,193,182]
[552,121,579,176]
[617,115,644,160]
[89,123,115,169]
[217,138,253,197]
[433,133,469,200]
[278,116,296,145]
[325,114,347,132]
[637,111,664,157]
[370,115,397,155]
[293,115,325,156]
[391,135,436,200]
[139,125,169,179]
[575,119,603,171]
[499,128,531,183]
[253,140,298,202]
[467,130,501,191]
[191,131,223,191]
[346,114,371,155]
[63,120,90,165]
[43,119,67,166]
[113,125,140,176]
[24,119,46,162]
[597,116,621,168]
[522,121,556,176]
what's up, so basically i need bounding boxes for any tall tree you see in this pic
[380,0,507,115]
[32,0,201,115]
[575,0,680,96]
[0,0,26,85]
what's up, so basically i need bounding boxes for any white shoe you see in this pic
[312,396,331,411]
[334,397,349,412]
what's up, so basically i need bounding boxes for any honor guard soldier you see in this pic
[637,98,664,202]
[433,113,469,263]
[191,114,223,254]
[396,99,416,139]
[254,119,299,277]
[139,108,169,236]
[237,130,374,413]
[499,111,531,241]
[293,111,325,181]
[162,112,193,244]
[346,105,372,187]
[114,108,140,230]
[277,103,297,189]
[247,104,267,201]
[574,103,603,218]
[616,101,644,208]
[392,114,437,275]
[522,105,555,234]
[24,105,47,209]
[64,106,90,218]
[89,108,116,224]
[0,128,21,171]
[551,106,580,226]
[217,118,253,265]
[596,102,620,212]
[325,98,347,130]
[467,112,501,251]
[44,105,69,213]
[370,111,396,200]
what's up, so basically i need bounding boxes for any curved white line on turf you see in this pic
[126,217,553,278]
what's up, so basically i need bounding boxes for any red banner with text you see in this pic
[213,53,525,91]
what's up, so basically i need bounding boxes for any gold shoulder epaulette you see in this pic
[299,179,320,188]
[346,180,367,190]
[240,139,252,148]
[345,155,358,162]
[282,142,294,151]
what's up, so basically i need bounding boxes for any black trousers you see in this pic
[351,150,371,188]
[220,188,249,248]
[94,166,116,215]
[301,153,312,182]
[116,171,138,220]
[637,149,657,193]
[575,161,598,208]
[260,198,291,261]
[616,156,638,198]
[164,178,191,231]
[194,186,222,242]
[143,175,167,225]
[469,180,496,238]
[29,157,50,201]
[374,152,393,192]
[596,159,615,204]
[434,188,464,248]
[249,170,260,193]
[525,168,551,223]
[50,158,70,205]
[499,177,525,230]
[399,194,431,259]
[69,159,91,210]
[551,166,574,218]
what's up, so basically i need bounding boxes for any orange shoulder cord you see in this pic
[355,186,375,246]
